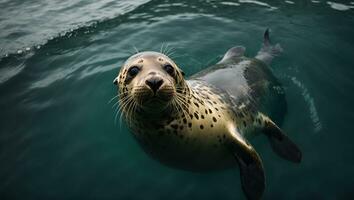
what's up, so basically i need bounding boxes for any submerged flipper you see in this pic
[255,29,283,65]
[219,46,246,63]
[257,113,302,163]
[228,127,265,200]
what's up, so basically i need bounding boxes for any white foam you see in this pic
[311,0,321,3]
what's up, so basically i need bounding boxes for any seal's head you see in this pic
[114,51,185,114]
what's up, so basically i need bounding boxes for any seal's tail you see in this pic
[255,28,283,65]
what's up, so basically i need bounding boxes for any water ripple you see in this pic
[291,76,322,133]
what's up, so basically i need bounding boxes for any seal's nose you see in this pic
[145,77,164,93]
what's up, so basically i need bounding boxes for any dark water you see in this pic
[1,0,354,199]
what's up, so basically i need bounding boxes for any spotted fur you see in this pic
[114,52,265,170]
[114,40,301,199]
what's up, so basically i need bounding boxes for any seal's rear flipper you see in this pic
[228,128,265,200]
[258,113,302,163]
[255,29,283,65]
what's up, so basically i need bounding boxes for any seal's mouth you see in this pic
[133,86,175,109]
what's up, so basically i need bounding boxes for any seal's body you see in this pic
[113,30,301,200]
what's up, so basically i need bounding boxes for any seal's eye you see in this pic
[164,64,174,75]
[128,66,140,77]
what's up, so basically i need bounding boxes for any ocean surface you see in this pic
[1,0,354,199]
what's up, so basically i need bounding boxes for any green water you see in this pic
[1,0,354,199]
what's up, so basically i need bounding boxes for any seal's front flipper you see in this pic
[258,113,302,163]
[228,127,265,200]
[218,46,246,63]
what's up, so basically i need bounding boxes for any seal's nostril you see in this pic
[155,79,163,88]
[145,77,164,93]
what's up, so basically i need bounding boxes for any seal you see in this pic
[113,29,302,200]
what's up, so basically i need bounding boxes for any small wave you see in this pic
[220,2,241,6]
[284,1,295,5]
[291,76,322,133]
[327,1,354,11]
[156,3,188,8]
[0,63,25,84]
[29,67,79,89]
[0,0,152,58]
[238,0,278,10]
[79,65,118,80]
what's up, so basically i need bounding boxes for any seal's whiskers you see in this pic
[108,95,119,104]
